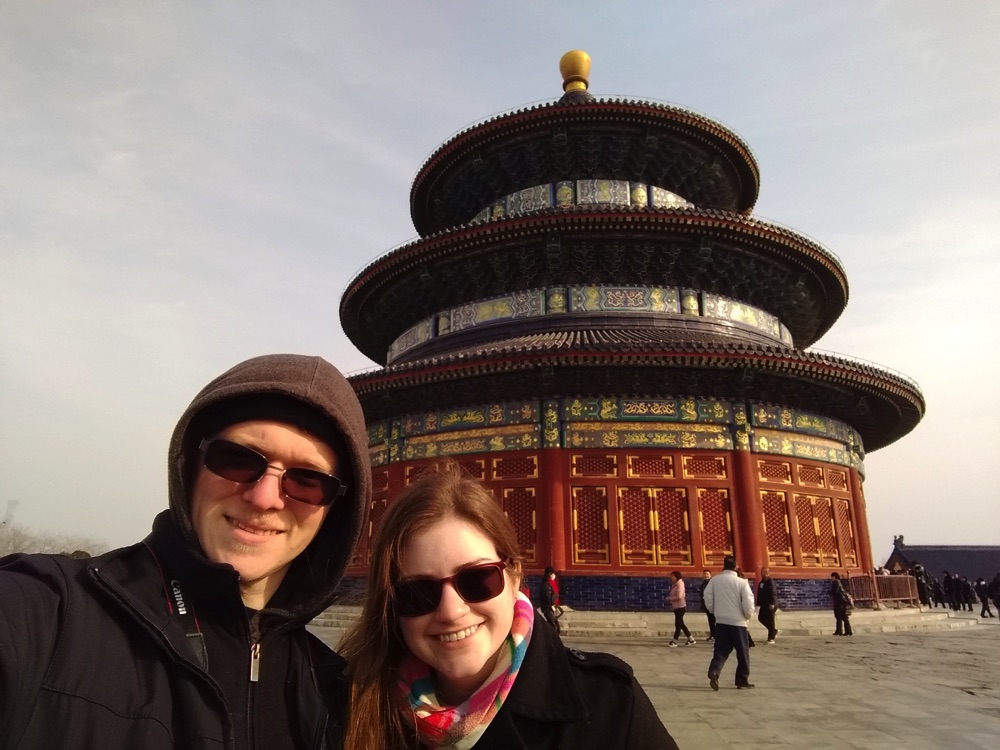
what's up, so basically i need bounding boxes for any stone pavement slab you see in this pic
[565,624,1000,749]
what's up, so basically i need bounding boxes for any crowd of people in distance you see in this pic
[906,563,1000,617]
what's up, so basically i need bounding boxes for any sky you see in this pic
[2,1,998,560]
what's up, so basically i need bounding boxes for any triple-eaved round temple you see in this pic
[339,51,924,607]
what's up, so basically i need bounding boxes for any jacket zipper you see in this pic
[250,641,261,682]
[247,617,262,750]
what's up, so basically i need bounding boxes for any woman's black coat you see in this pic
[469,611,678,749]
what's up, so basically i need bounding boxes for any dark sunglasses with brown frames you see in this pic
[393,560,512,617]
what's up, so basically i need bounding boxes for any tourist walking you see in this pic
[830,571,854,636]
[962,576,976,612]
[931,576,945,608]
[540,565,562,633]
[701,569,716,641]
[668,570,696,646]
[974,577,995,618]
[703,555,755,690]
[756,566,779,643]
[737,567,757,647]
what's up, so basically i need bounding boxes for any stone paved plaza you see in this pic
[567,618,999,749]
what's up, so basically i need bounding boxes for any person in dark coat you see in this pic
[944,570,963,611]
[830,572,854,636]
[931,576,946,608]
[339,462,677,750]
[0,354,372,749]
[737,567,757,647]
[990,572,1000,613]
[756,566,779,643]
[910,562,929,606]
[540,565,562,634]
[966,577,978,611]
[701,569,717,641]
[974,577,995,618]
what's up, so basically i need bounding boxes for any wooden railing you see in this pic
[848,572,919,609]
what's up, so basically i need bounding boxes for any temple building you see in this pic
[338,51,925,608]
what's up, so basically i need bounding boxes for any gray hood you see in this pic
[167,353,371,618]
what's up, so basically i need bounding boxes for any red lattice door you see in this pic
[571,485,610,564]
[760,491,793,566]
[654,487,692,566]
[835,498,857,568]
[618,486,656,565]
[794,495,822,567]
[697,488,734,566]
[814,496,840,567]
[502,486,538,565]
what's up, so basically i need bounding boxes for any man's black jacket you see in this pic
[0,514,347,750]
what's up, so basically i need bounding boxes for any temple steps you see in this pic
[309,605,981,643]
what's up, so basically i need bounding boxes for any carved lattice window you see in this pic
[457,459,486,480]
[798,465,825,488]
[493,455,538,479]
[627,455,675,478]
[372,468,390,493]
[757,460,792,484]
[571,454,618,477]
[683,455,727,479]
[828,470,848,491]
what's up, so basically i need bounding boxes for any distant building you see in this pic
[885,536,1000,581]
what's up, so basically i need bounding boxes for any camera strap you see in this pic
[145,543,209,672]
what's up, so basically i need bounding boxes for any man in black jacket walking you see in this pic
[756,566,779,643]
[0,354,372,749]
[974,577,996,618]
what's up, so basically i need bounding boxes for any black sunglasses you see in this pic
[394,560,511,618]
[199,438,347,507]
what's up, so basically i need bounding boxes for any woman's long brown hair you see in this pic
[339,460,522,749]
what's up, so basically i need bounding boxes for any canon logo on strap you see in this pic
[169,579,187,615]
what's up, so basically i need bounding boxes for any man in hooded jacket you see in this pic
[0,354,371,749]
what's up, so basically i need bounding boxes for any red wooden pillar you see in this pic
[541,447,567,571]
[849,467,874,572]
[732,448,764,575]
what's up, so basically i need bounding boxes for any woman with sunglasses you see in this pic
[339,462,677,749]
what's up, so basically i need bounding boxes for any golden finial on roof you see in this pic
[560,50,591,93]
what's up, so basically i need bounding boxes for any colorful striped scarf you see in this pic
[397,591,534,749]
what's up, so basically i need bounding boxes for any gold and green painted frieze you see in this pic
[565,421,732,449]
[751,404,862,457]
[563,397,732,424]
[367,396,862,470]
[386,285,794,363]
